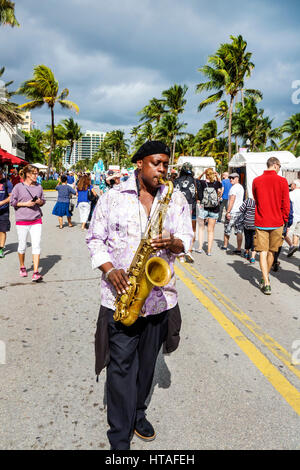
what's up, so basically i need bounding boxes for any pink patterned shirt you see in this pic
[86,173,193,316]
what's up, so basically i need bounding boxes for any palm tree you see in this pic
[138,97,166,125]
[196,34,255,161]
[104,130,128,166]
[0,0,19,27]
[161,84,188,164]
[59,117,83,163]
[231,97,279,151]
[0,66,23,128]
[279,114,300,154]
[156,114,187,162]
[17,65,79,178]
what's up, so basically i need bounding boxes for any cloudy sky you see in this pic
[1,0,300,143]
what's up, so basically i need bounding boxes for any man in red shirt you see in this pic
[252,157,290,295]
[10,169,21,186]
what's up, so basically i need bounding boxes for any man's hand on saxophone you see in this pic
[150,234,184,254]
[100,262,130,296]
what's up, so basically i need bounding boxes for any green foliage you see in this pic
[0,0,19,27]
[0,66,23,128]
[41,180,57,190]
[17,65,79,177]
[20,130,45,163]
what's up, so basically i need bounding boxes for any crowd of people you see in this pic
[172,157,299,294]
[0,165,129,280]
[0,155,299,288]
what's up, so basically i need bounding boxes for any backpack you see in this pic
[202,182,218,208]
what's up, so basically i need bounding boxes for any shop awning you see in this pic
[0,148,29,166]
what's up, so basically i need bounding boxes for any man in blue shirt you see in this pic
[218,172,231,222]
[0,166,13,258]
[66,172,75,186]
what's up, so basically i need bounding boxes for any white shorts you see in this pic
[78,202,90,223]
[16,223,42,255]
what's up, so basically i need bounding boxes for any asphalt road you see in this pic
[0,191,299,450]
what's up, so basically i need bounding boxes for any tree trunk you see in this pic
[68,140,74,164]
[228,95,234,162]
[241,89,244,108]
[47,106,55,180]
[172,135,176,166]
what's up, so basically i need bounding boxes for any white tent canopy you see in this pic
[176,156,216,177]
[281,156,300,171]
[229,151,297,197]
[32,162,48,170]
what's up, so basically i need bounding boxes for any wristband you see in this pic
[104,267,116,280]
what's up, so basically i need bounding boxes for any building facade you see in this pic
[64,130,106,166]
[0,124,26,159]
[20,111,33,133]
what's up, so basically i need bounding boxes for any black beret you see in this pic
[132,140,170,163]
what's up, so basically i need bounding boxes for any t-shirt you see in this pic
[56,184,76,203]
[0,178,13,213]
[221,178,231,200]
[173,175,197,214]
[228,183,244,213]
[77,185,92,204]
[196,179,222,213]
[290,189,300,223]
[67,175,75,184]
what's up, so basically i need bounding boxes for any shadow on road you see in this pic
[228,258,300,293]
[4,242,19,255]
[227,259,262,289]
[101,349,172,411]
[39,254,62,276]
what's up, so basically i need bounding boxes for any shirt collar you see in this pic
[119,170,166,198]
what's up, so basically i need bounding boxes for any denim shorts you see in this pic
[198,207,219,220]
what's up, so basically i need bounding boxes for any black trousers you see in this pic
[244,228,255,251]
[105,307,169,450]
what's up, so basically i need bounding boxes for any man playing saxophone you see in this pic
[86,140,193,450]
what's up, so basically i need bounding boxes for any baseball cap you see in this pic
[229,172,239,178]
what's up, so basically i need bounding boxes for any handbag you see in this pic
[69,200,74,214]
[88,188,99,203]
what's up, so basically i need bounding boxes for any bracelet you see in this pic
[104,267,116,280]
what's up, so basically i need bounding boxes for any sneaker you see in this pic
[287,246,298,258]
[32,272,43,282]
[243,252,250,260]
[193,248,203,254]
[249,258,255,264]
[262,284,271,295]
[184,252,194,263]
[221,246,228,251]
[272,261,280,272]
[207,253,212,256]
[19,267,28,277]
[0,248,4,258]
[232,250,242,255]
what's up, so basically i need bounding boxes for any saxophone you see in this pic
[113,177,174,327]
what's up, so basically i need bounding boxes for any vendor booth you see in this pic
[281,157,300,184]
[229,151,297,197]
[176,156,216,178]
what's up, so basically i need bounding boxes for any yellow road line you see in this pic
[182,263,300,380]
[175,264,300,416]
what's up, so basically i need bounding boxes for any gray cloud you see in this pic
[1,0,299,140]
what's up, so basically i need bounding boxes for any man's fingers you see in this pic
[109,270,130,295]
